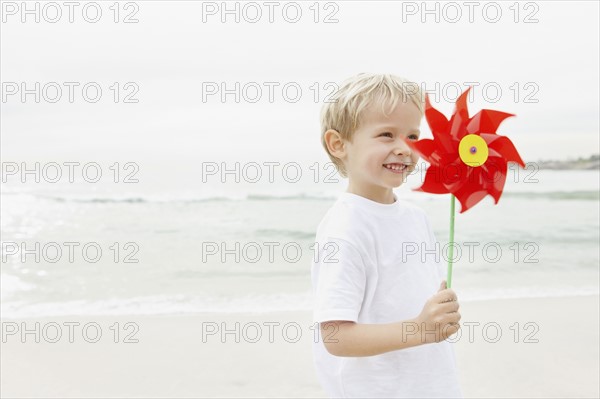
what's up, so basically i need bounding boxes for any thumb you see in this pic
[439,280,447,291]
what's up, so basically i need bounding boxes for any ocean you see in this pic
[1,167,599,318]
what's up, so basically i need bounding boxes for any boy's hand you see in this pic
[414,280,461,344]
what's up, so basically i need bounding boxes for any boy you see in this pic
[311,73,463,398]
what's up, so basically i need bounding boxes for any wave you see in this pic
[503,191,599,200]
[252,228,316,240]
[2,191,339,204]
[2,286,598,318]
[2,190,598,204]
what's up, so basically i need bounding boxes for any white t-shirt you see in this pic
[311,192,463,398]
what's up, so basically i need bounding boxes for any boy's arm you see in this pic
[320,319,422,357]
[320,280,461,357]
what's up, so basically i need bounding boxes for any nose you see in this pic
[394,136,412,157]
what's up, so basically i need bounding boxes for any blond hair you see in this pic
[320,73,425,178]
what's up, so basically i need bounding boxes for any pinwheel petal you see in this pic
[443,160,470,191]
[481,157,508,203]
[436,131,456,154]
[448,88,472,140]
[407,138,437,161]
[467,110,515,135]
[452,165,488,212]
[487,147,502,158]
[425,94,449,134]
[483,135,526,167]
[413,166,449,194]
[454,87,471,120]
[455,190,488,213]
[449,110,468,141]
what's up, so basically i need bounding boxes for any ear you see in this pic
[324,129,347,159]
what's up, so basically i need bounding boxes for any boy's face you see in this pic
[343,99,422,202]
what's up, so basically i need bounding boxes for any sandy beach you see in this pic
[1,295,598,398]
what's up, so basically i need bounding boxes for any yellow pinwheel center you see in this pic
[458,134,489,167]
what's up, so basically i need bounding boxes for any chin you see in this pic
[380,179,403,189]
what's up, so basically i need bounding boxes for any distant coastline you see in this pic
[533,154,599,170]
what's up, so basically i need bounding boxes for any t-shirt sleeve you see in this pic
[312,237,367,324]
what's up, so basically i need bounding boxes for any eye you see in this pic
[408,134,419,141]
[379,132,393,138]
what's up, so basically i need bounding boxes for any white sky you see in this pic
[1,1,599,166]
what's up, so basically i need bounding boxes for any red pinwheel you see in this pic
[408,87,525,213]
[407,87,526,288]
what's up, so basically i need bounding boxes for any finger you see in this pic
[449,312,461,324]
[445,289,458,302]
[438,280,447,291]
[435,293,457,304]
[440,301,460,313]
[444,288,457,299]
[443,323,460,338]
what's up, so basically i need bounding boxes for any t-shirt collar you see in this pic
[338,191,402,215]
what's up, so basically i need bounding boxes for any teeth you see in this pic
[384,163,406,171]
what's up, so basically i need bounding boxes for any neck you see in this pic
[346,181,395,204]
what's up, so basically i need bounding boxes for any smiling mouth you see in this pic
[383,163,408,173]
